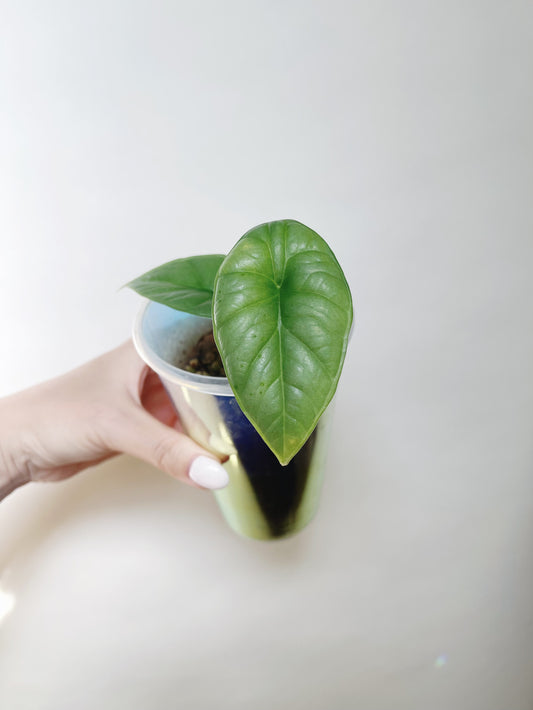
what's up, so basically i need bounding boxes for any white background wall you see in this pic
[1,2,532,708]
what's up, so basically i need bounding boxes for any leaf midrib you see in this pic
[278,226,288,458]
[140,279,214,295]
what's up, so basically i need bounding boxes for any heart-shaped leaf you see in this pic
[125,254,225,317]
[213,220,353,465]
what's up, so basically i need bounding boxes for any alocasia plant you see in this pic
[126,219,353,465]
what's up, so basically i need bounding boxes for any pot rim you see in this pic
[132,300,234,396]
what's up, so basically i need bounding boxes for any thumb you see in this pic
[110,405,229,490]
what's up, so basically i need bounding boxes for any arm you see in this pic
[0,340,228,502]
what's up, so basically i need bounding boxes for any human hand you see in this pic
[0,340,229,501]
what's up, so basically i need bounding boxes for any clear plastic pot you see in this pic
[133,300,331,540]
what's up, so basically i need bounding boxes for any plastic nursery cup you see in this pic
[133,301,332,540]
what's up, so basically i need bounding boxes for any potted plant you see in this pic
[127,219,353,540]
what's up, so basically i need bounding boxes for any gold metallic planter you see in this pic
[133,301,331,540]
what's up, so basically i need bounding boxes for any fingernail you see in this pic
[189,456,229,490]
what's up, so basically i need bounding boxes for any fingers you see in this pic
[139,367,180,429]
[108,405,229,490]
[98,340,229,490]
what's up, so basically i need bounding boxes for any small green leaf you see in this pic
[125,254,225,317]
[213,219,353,465]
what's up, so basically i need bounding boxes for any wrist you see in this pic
[0,453,30,501]
[0,396,31,501]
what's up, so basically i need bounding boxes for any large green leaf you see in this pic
[125,254,225,317]
[213,219,353,465]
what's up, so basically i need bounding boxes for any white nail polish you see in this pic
[189,456,229,490]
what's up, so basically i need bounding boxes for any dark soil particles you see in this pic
[183,330,226,377]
